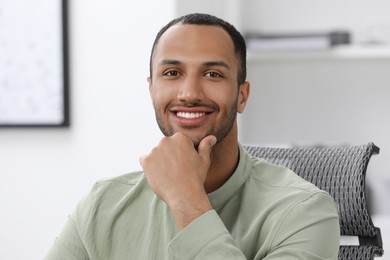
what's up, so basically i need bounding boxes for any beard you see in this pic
[154,98,238,149]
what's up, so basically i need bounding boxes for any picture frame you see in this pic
[0,0,70,127]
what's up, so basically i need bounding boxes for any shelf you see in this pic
[247,45,390,62]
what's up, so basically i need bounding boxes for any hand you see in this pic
[139,133,217,230]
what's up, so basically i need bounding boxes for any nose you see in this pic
[177,75,204,103]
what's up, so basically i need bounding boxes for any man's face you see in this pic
[148,24,248,147]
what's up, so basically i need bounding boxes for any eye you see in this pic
[204,71,222,78]
[163,70,180,77]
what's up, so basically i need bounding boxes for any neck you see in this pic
[204,125,240,193]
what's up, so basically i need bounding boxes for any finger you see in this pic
[198,135,217,162]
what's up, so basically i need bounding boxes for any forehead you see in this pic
[152,24,237,68]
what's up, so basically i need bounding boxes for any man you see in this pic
[45,13,340,259]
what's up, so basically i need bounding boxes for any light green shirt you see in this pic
[45,144,340,259]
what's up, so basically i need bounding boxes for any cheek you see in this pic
[151,84,175,107]
[205,86,237,107]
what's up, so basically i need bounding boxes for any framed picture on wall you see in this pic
[0,0,69,127]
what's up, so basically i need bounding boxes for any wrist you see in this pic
[169,195,212,231]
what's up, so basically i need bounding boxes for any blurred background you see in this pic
[0,0,389,259]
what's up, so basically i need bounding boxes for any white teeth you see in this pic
[177,112,206,119]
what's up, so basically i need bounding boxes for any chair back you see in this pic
[244,142,383,260]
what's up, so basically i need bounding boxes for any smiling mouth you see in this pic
[176,112,206,119]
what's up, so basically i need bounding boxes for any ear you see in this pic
[147,77,152,95]
[237,81,250,113]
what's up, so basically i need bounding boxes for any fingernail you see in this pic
[211,136,217,146]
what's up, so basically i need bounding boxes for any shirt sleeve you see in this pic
[168,192,340,260]
[168,210,247,260]
[264,191,340,260]
[44,216,89,260]
[44,186,95,260]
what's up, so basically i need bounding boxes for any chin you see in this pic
[189,135,204,149]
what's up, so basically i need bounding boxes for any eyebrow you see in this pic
[158,59,231,70]
[158,59,182,67]
[203,61,231,70]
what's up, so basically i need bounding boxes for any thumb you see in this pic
[198,135,217,162]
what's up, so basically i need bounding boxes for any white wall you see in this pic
[0,1,174,259]
[175,0,242,30]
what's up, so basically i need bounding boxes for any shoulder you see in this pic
[244,155,336,215]
[73,171,150,220]
[88,171,151,202]
[240,145,316,193]
[94,171,145,190]
[241,156,340,256]
[249,156,323,195]
[239,145,334,206]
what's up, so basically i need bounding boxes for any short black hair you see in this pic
[149,13,247,85]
